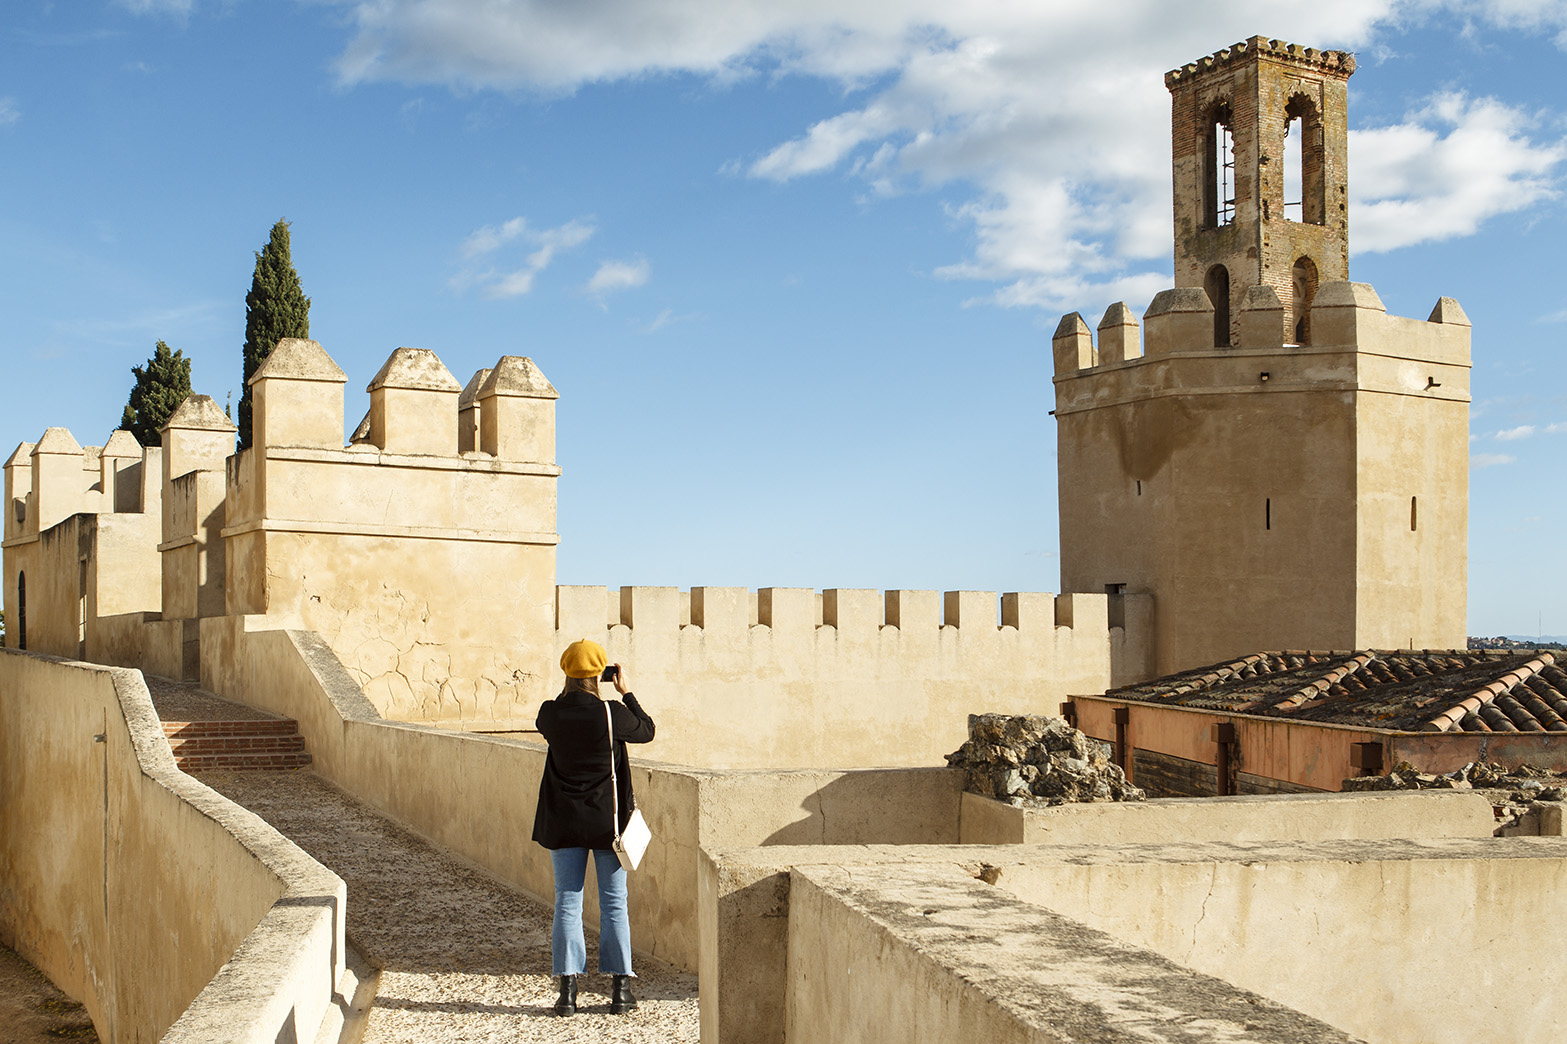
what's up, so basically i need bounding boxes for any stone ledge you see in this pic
[258,444,561,476]
[217,518,560,546]
[791,861,1361,1044]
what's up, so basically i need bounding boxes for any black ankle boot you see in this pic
[553,974,577,1016]
[610,974,638,1014]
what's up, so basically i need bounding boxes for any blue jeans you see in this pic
[550,848,633,976]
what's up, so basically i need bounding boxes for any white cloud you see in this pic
[1494,424,1536,440]
[1471,452,1516,468]
[638,307,702,333]
[1466,0,1567,46]
[1351,93,1566,253]
[459,216,528,259]
[329,1,1567,313]
[587,257,650,296]
[0,98,18,127]
[116,0,194,13]
[1548,421,1567,434]
[53,301,227,347]
[451,217,595,299]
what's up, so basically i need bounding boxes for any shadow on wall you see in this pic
[0,650,345,1044]
[758,769,965,847]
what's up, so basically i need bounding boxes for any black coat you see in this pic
[531,690,655,850]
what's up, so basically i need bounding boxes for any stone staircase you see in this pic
[163,718,313,772]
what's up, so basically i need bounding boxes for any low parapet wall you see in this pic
[787,862,1357,1044]
[556,586,1152,769]
[999,837,1567,1044]
[0,650,345,1044]
[958,789,1498,844]
[706,834,1567,1044]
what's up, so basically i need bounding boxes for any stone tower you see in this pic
[1168,37,1354,348]
[1053,38,1470,678]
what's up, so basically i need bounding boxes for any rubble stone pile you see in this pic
[945,713,1145,805]
[1342,760,1566,801]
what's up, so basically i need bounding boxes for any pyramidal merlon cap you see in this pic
[478,356,558,399]
[459,368,494,408]
[161,395,237,433]
[367,347,461,393]
[32,427,83,455]
[250,338,347,385]
[102,429,144,457]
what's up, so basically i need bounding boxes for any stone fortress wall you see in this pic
[3,338,1150,770]
[1,35,1521,1044]
[1054,280,1471,676]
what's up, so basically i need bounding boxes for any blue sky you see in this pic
[2,1,1564,637]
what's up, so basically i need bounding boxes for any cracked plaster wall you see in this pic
[264,532,553,722]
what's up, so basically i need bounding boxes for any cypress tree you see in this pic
[120,340,193,447]
[238,219,311,449]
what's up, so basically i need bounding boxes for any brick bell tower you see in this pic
[1167,37,1355,347]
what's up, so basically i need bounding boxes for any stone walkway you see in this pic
[0,943,98,1042]
[143,675,282,722]
[198,770,699,1043]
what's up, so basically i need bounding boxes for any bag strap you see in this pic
[605,700,620,844]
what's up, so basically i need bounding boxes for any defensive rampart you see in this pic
[0,650,345,1044]
[555,585,1152,768]
[3,337,1157,755]
[196,615,966,975]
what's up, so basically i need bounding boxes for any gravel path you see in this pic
[0,943,98,1042]
[197,770,699,1043]
[143,676,282,722]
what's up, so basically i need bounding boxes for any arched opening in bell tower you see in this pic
[1201,102,1235,229]
[1205,264,1231,347]
[1292,256,1318,345]
[1284,94,1326,225]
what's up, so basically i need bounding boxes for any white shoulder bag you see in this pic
[606,701,652,871]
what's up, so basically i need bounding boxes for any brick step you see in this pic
[168,735,308,757]
[178,752,315,772]
[161,717,311,773]
[164,720,300,739]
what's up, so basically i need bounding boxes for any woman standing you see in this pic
[532,639,655,1017]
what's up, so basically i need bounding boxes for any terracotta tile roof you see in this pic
[1106,650,1567,733]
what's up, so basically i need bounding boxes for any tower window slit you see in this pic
[1201,103,1235,229]
[1284,94,1326,226]
[1205,265,1231,347]
[1266,498,1272,531]
[1218,122,1235,226]
[1411,496,1418,532]
[1284,117,1303,222]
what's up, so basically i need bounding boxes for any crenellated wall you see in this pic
[3,430,162,660]
[1053,281,1470,675]
[555,585,1151,768]
[4,335,1156,754]
[224,341,562,722]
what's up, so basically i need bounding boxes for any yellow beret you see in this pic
[560,639,608,679]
